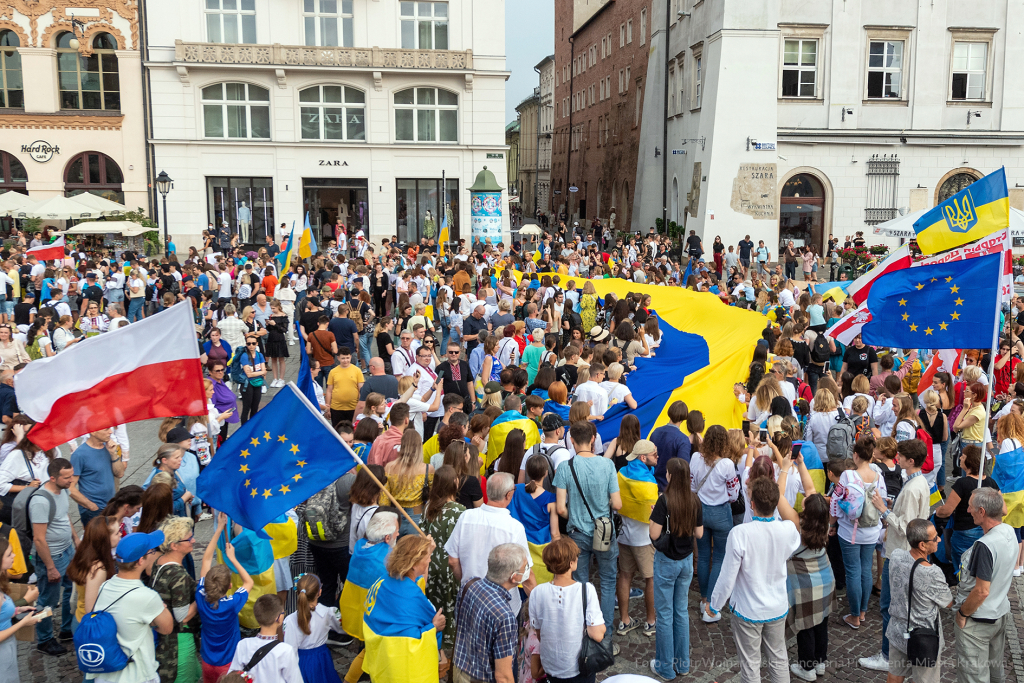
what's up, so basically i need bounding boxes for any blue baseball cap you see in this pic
[115,530,165,562]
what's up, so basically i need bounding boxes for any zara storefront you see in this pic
[145,0,510,251]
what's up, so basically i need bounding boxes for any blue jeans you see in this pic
[936,439,949,488]
[652,552,693,678]
[880,559,890,658]
[439,319,450,352]
[951,526,984,577]
[838,537,874,617]
[696,502,732,599]
[359,333,373,369]
[127,297,144,322]
[78,506,102,530]
[569,530,618,637]
[35,544,75,642]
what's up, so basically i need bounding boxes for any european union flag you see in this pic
[196,384,356,536]
[861,252,1001,349]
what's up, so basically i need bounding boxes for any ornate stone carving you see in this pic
[172,41,474,70]
[7,0,138,49]
[0,111,124,130]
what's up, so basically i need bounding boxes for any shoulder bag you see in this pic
[577,581,614,675]
[651,495,672,553]
[905,558,940,667]
[568,458,613,552]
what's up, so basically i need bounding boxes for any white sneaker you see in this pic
[815,663,826,676]
[701,608,721,623]
[289,340,295,346]
[790,663,816,682]
[198,512,213,522]
[1014,567,1022,577]
[858,653,888,671]
[262,385,267,394]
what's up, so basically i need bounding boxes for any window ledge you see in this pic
[946,100,992,108]
[174,40,474,71]
[778,97,824,104]
[690,106,701,113]
[0,109,124,129]
[861,99,908,107]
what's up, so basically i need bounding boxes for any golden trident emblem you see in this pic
[943,190,977,233]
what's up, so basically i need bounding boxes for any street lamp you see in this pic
[155,170,172,256]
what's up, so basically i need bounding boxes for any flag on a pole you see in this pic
[918,349,961,396]
[824,303,873,346]
[299,212,317,259]
[847,243,912,305]
[196,383,356,536]
[26,235,66,262]
[438,211,449,259]
[276,220,297,272]
[16,303,205,449]
[295,321,320,408]
[913,167,1009,254]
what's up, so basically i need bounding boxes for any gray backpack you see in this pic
[12,485,55,545]
[857,477,881,529]
[826,407,857,461]
[302,482,347,542]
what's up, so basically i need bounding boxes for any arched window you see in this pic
[938,172,979,203]
[202,82,270,139]
[64,152,124,203]
[0,150,28,194]
[299,85,365,140]
[0,30,22,109]
[780,172,827,254]
[57,32,120,111]
[394,87,457,142]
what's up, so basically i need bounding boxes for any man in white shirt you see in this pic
[445,472,536,615]
[574,362,610,417]
[390,330,416,377]
[217,264,232,301]
[778,284,797,309]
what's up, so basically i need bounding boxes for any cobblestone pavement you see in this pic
[15,348,1024,681]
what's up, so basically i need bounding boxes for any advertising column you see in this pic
[469,166,503,244]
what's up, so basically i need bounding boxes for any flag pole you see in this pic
[979,226,1009,489]
[283,382,427,537]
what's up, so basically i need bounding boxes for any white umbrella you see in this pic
[0,191,34,216]
[67,193,127,217]
[872,207,1024,238]
[61,221,148,237]
[518,223,543,236]
[16,195,97,220]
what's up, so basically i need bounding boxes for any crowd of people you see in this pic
[0,222,1021,683]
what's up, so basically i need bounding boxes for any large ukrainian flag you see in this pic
[508,484,555,584]
[485,410,541,471]
[992,444,1024,526]
[339,539,391,640]
[362,576,441,683]
[618,458,659,525]
[589,281,764,440]
[793,440,826,512]
[913,167,1009,254]
[216,525,276,629]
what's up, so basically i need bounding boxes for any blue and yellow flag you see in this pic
[485,410,541,471]
[197,384,357,537]
[862,252,1001,349]
[363,576,440,683]
[992,444,1024,527]
[216,524,276,629]
[295,321,321,408]
[793,440,825,512]
[299,211,317,259]
[809,280,852,304]
[914,167,1009,254]
[340,539,391,640]
[617,458,659,524]
[275,220,295,273]
[508,484,555,584]
[438,210,449,259]
[929,481,944,509]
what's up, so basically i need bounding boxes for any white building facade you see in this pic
[0,1,148,223]
[635,0,1024,254]
[145,0,509,249]
[536,54,554,217]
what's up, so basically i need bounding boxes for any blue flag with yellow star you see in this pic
[861,252,1001,349]
[196,383,356,537]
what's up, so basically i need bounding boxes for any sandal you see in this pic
[843,615,860,630]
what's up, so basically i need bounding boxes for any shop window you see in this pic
[303,0,353,47]
[202,82,271,139]
[207,177,274,243]
[396,178,459,245]
[57,32,120,111]
[0,31,22,109]
[400,1,448,50]
[0,150,28,193]
[303,178,369,244]
[299,85,365,141]
[206,0,256,44]
[394,87,458,143]
[64,152,123,204]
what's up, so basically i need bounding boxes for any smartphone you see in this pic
[759,428,768,442]
[742,420,751,436]
[792,443,802,458]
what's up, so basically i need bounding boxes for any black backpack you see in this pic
[810,333,831,364]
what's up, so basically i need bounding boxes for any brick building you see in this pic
[551,0,650,231]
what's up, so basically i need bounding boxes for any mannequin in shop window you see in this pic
[237,201,252,243]
[423,210,436,241]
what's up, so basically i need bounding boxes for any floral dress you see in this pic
[422,500,466,650]
[580,293,597,332]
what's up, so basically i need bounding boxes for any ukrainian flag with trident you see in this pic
[913,167,1009,254]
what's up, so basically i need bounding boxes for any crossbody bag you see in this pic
[568,458,613,552]
[906,558,940,667]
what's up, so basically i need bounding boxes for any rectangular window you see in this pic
[677,59,684,112]
[400,1,449,50]
[952,41,987,100]
[620,24,626,47]
[395,178,458,245]
[625,66,631,84]
[693,55,701,108]
[619,69,624,93]
[205,0,256,43]
[668,66,676,114]
[640,8,646,45]
[782,38,817,97]
[303,0,353,47]
[627,20,633,44]
[635,84,642,125]
[867,40,903,98]
[589,84,595,104]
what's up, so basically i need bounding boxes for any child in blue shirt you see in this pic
[197,513,253,683]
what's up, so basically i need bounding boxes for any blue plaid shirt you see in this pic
[453,578,518,682]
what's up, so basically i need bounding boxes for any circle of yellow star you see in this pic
[292,473,303,482]
[263,432,271,441]
[915,283,924,291]
[244,479,251,488]
[950,285,960,294]
[290,444,300,455]
[239,464,249,474]
[250,438,261,448]
[279,484,291,495]
[277,435,288,443]
[945,276,953,282]
[954,297,964,306]
[939,322,949,330]
[951,312,961,320]
[262,489,272,499]
[931,278,938,283]
[296,460,307,468]
[924,327,934,336]
[250,488,258,498]
[898,298,907,306]
[902,313,909,321]
[909,323,918,332]
[240,449,249,458]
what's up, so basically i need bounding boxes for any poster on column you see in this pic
[471,192,503,243]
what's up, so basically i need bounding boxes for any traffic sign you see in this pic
[569,186,579,193]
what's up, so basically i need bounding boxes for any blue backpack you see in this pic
[228,346,249,387]
[74,586,139,674]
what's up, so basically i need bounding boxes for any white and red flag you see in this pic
[918,349,961,395]
[847,244,913,306]
[825,302,873,346]
[16,303,205,449]
[26,235,66,262]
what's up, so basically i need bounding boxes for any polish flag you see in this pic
[26,235,66,262]
[16,303,205,449]
[918,349,961,395]
[847,244,912,306]
[825,302,873,346]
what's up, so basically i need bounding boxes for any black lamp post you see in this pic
[155,170,172,256]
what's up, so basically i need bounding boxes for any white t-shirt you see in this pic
[529,582,604,679]
[229,637,303,683]
[218,272,232,298]
[520,442,573,473]
[283,603,342,650]
[574,381,609,417]
[599,380,632,408]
